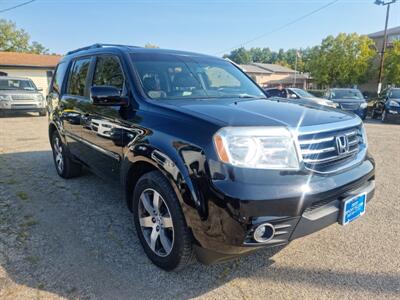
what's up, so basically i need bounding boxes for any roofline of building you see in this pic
[0,64,57,69]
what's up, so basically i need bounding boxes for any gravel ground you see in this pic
[0,114,399,300]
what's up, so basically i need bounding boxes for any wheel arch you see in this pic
[121,148,208,230]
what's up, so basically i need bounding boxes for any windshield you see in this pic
[291,88,315,98]
[0,78,37,91]
[331,89,363,100]
[130,53,266,100]
[389,89,400,98]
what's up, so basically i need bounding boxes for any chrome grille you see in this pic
[340,102,360,110]
[11,94,36,100]
[298,125,364,173]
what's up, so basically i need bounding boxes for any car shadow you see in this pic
[0,150,398,299]
[0,111,44,118]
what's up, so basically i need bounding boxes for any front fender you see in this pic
[121,135,210,227]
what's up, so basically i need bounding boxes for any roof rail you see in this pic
[66,43,140,55]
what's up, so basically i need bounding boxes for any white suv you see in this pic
[0,76,46,116]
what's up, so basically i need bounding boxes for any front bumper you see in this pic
[192,156,375,264]
[385,107,400,122]
[0,101,45,112]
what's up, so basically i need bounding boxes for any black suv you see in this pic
[47,44,375,271]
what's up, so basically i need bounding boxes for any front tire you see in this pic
[132,171,194,271]
[51,131,82,178]
[381,110,388,123]
[39,109,46,116]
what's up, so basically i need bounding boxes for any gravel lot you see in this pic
[0,114,399,300]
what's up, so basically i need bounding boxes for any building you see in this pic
[368,26,400,51]
[359,26,400,93]
[0,52,61,96]
[238,63,312,89]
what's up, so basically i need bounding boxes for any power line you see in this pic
[0,0,36,13]
[215,0,340,55]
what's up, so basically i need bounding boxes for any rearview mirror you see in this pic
[90,86,128,106]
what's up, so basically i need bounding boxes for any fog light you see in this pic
[253,223,275,242]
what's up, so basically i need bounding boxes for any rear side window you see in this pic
[50,62,67,94]
[92,56,124,90]
[67,58,91,96]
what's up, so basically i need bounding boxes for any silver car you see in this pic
[265,87,338,108]
[0,76,46,116]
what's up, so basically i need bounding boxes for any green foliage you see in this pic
[225,47,311,72]
[384,40,400,86]
[224,33,379,87]
[307,33,376,87]
[0,19,48,54]
[144,43,159,48]
[224,47,251,64]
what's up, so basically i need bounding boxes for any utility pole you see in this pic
[374,0,397,94]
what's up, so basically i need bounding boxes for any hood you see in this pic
[158,97,355,128]
[300,96,336,106]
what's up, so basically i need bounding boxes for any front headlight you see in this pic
[360,102,368,109]
[361,123,368,150]
[389,100,400,107]
[36,94,44,101]
[213,127,300,170]
[0,95,11,101]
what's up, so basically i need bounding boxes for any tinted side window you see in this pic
[266,89,279,97]
[92,56,124,90]
[51,62,67,94]
[67,58,91,96]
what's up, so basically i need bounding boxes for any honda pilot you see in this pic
[47,44,375,271]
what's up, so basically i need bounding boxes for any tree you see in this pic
[144,43,159,48]
[308,33,376,87]
[29,41,49,54]
[224,47,251,64]
[0,19,48,54]
[384,40,400,86]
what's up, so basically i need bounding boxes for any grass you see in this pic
[16,191,29,201]
[108,231,124,248]
[6,178,17,185]
[25,255,40,265]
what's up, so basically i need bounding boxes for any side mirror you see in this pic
[37,87,43,92]
[364,95,368,100]
[290,94,298,99]
[90,86,128,106]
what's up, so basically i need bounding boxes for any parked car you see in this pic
[264,87,338,108]
[0,76,46,116]
[48,44,375,271]
[324,88,368,120]
[371,88,400,123]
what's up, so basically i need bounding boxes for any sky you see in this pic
[1,0,400,56]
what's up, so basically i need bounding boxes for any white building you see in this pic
[0,51,61,96]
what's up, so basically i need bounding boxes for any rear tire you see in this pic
[132,171,194,271]
[51,131,82,178]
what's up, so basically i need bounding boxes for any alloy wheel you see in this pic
[138,188,174,257]
[53,136,64,173]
